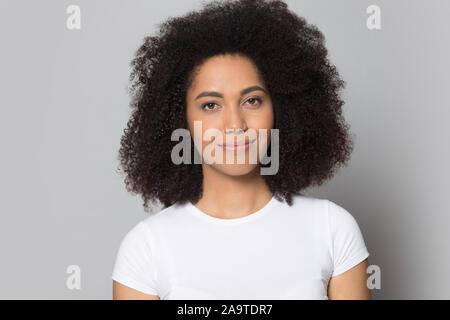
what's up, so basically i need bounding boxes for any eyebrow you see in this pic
[194,85,267,100]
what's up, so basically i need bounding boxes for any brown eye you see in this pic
[246,97,262,106]
[201,102,218,111]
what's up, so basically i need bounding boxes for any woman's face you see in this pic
[185,54,274,176]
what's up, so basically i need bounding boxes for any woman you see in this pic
[112,0,370,300]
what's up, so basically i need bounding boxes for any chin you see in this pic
[211,163,259,177]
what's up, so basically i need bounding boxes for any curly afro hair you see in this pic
[118,0,354,211]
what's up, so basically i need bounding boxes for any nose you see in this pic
[224,104,248,134]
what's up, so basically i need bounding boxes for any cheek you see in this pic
[252,107,274,148]
[188,117,218,150]
[186,104,205,138]
[248,106,274,131]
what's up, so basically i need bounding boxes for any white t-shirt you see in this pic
[111,194,369,300]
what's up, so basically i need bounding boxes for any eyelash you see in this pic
[201,97,263,111]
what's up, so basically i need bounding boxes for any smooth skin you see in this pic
[113,54,371,300]
[113,280,160,300]
[185,53,274,220]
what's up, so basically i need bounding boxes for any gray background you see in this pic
[0,0,448,299]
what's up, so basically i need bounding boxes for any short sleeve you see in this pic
[327,200,370,277]
[111,221,159,296]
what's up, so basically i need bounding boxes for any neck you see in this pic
[193,164,273,219]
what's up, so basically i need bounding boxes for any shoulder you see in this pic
[289,193,329,214]
[326,199,362,234]
[325,200,370,277]
[116,220,152,256]
[113,204,181,268]
[118,203,179,248]
[288,194,363,236]
[139,201,188,231]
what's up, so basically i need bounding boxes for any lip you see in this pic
[217,138,256,151]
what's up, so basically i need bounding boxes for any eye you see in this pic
[245,97,263,106]
[201,102,219,111]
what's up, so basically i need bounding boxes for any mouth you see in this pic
[217,137,257,150]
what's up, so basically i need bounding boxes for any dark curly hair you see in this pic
[117,0,354,211]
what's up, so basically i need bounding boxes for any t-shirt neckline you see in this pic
[185,195,277,225]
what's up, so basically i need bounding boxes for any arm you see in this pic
[327,258,371,300]
[113,280,160,300]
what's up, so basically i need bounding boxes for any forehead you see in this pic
[187,54,264,95]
